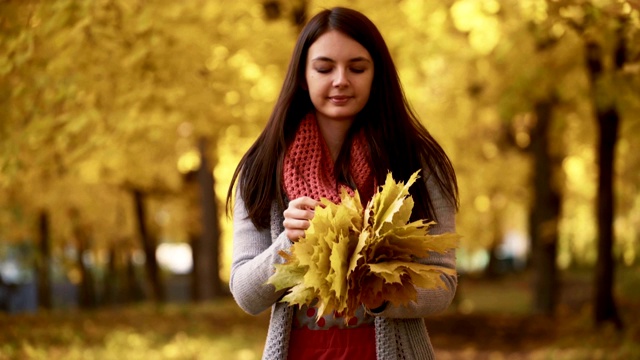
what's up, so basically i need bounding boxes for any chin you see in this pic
[327,110,360,120]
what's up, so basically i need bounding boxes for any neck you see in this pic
[316,116,353,162]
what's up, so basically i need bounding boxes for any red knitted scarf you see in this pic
[283,113,375,204]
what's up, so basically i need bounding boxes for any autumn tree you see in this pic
[558,0,639,327]
[2,0,638,315]
[1,0,295,305]
[440,0,639,320]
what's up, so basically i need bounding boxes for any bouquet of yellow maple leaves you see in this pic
[267,171,459,322]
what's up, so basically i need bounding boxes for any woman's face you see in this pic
[305,30,374,126]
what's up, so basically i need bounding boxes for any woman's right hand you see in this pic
[283,196,321,242]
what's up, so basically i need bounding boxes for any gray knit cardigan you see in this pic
[229,172,457,360]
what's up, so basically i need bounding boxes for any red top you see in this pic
[287,325,376,360]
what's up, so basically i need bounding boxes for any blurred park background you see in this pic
[1,0,639,359]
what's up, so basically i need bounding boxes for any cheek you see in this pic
[306,82,323,106]
[306,77,326,97]
[360,78,374,99]
[304,68,316,91]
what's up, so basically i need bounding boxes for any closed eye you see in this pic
[313,67,368,74]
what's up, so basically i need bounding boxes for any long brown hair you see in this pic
[227,7,458,229]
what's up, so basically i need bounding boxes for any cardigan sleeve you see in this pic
[367,169,458,319]
[229,189,292,316]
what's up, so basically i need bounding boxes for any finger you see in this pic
[284,208,315,222]
[283,218,311,231]
[291,196,321,210]
[285,229,306,242]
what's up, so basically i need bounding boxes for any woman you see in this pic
[227,7,459,360]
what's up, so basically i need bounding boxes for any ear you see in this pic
[300,80,308,91]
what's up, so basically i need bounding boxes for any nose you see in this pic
[332,68,349,87]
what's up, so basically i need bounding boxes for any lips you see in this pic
[329,95,352,105]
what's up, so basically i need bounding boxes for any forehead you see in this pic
[307,30,371,60]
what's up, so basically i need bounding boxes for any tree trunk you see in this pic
[585,36,624,328]
[189,233,199,302]
[529,99,561,316]
[77,232,96,309]
[594,108,623,328]
[69,208,96,309]
[103,245,117,305]
[485,209,504,278]
[192,138,223,300]
[133,189,164,302]
[36,210,52,310]
[124,249,145,303]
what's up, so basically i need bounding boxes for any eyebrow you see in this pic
[311,56,372,63]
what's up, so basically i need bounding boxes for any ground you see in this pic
[0,269,638,359]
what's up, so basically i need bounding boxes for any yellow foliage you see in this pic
[267,171,459,322]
